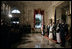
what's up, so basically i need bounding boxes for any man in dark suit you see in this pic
[52,22,56,40]
[60,20,68,47]
[47,24,50,36]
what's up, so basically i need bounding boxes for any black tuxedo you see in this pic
[59,23,68,47]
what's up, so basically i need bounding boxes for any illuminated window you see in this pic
[35,14,42,28]
[11,9,20,13]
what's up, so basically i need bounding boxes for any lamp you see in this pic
[8,14,12,18]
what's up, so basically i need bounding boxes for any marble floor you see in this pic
[11,33,71,48]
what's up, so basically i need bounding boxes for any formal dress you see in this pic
[49,24,53,39]
[56,24,61,43]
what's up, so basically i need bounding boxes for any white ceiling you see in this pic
[18,1,52,5]
[3,1,66,10]
[6,1,53,7]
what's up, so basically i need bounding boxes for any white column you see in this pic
[6,5,8,15]
[70,1,71,14]
[3,3,5,13]
[9,6,11,14]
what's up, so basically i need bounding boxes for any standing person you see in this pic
[52,22,56,40]
[60,20,68,47]
[47,24,50,37]
[49,19,53,39]
[56,19,61,44]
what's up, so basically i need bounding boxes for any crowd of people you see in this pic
[47,19,69,47]
[41,19,69,47]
